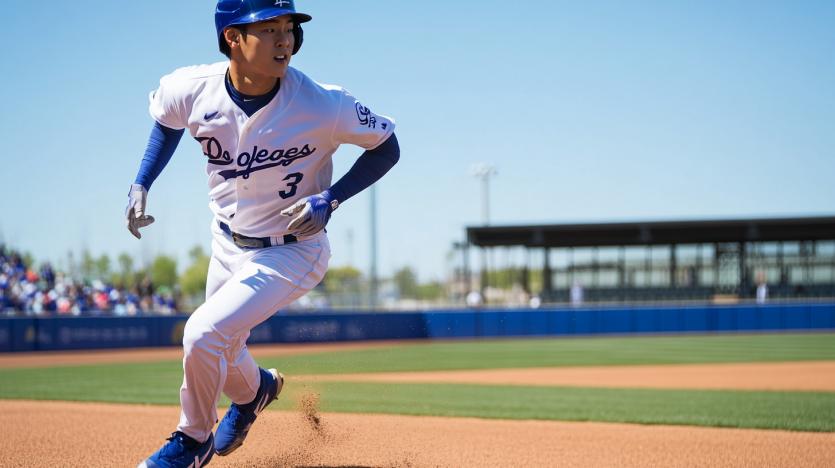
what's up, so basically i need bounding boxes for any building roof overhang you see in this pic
[467,216,835,248]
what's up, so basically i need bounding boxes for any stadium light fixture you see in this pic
[470,164,496,226]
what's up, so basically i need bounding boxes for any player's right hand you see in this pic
[125,183,155,239]
[280,190,338,237]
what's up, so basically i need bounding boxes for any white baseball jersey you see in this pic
[148,61,395,240]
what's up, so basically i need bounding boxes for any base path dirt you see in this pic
[0,400,833,468]
[299,361,835,392]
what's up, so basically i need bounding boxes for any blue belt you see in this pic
[219,222,297,249]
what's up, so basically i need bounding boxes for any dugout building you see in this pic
[464,216,835,303]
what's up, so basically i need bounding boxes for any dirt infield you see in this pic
[0,340,416,369]
[0,399,833,468]
[298,361,835,391]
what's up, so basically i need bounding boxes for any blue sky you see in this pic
[0,0,832,281]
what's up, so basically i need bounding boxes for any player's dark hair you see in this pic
[219,24,249,59]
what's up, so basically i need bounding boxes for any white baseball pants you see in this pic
[176,222,330,443]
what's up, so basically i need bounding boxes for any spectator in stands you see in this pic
[140,295,153,313]
[466,290,483,308]
[529,295,542,309]
[40,263,55,289]
[126,296,139,316]
[139,277,154,299]
[756,270,769,304]
[570,281,584,307]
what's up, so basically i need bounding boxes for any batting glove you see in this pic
[280,190,339,237]
[125,183,155,239]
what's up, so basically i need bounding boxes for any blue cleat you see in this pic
[215,367,284,456]
[138,432,214,468]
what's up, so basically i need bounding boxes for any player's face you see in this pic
[236,16,295,79]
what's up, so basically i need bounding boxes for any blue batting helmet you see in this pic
[215,0,312,55]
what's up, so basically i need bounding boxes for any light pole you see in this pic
[346,227,354,266]
[369,184,377,309]
[470,164,496,303]
[469,164,496,226]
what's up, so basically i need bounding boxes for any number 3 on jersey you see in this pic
[279,172,303,199]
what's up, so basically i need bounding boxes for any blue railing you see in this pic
[1,303,833,352]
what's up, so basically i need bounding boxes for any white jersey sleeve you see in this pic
[331,90,395,150]
[148,66,202,131]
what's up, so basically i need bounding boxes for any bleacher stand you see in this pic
[0,244,177,316]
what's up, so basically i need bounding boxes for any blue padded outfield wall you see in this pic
[0,303,833,352]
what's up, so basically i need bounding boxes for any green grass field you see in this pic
[278,382,835,432]
[1,333,834,432]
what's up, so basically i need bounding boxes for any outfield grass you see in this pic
[255,333,835,375]
[1,333,834,431]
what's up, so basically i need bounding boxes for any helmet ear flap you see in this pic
[292,23,303,55]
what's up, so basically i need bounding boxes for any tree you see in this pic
[151,254,178,290]
[418,281,445,300]
[322,265,363,295]
[95,254,111,281]
[180,246,211,298]
[485,266,527,289]
[66,251,76,280]
[393,266,419,299]
[76,250,112,281]
[111,253,135,288]
[22,252,35,270]
[79,250,94,281]
[118,253,134,276]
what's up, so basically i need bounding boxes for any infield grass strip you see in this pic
[273,382,835,432]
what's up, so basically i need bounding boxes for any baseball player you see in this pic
[127,2,399,467]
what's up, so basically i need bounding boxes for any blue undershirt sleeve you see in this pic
[134,122,185,191]
[328,133,400,204]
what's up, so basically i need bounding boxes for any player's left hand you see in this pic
[125,183,155,239]
[281,190,339,237]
